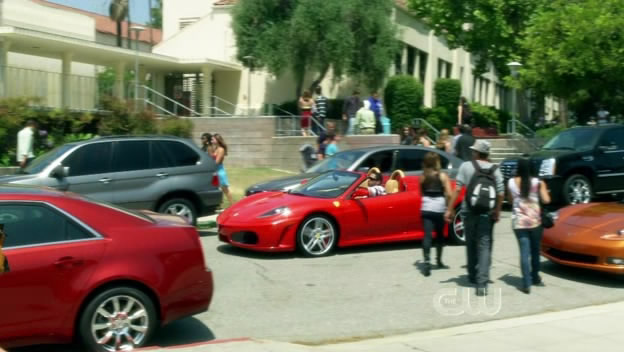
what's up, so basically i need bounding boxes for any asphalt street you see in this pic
[13,212,624,351]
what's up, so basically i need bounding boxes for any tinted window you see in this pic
[292,171,360,198]
[359,151,395,173]
[23,144,74,175]
[150,141,173,168]
[159,141,199,167]
[600,128,624,150]
[542,129,600,152]
[63,142,112,176]
[397,149,426,172]
[307,150,366,172]
[112,141,150,172]
[0,204,93,248]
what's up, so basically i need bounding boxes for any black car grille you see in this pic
[231,231,259,245]
[546,248,598,264]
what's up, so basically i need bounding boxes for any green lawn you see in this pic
[221,167,294,205]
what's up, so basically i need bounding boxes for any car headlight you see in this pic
[258,206,292,218]
[600,229,624,240]
[539,158,556,177]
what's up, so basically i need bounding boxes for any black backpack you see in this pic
[466,161,498,214]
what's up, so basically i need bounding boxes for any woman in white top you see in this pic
[420,152,452,276]
[507,158,551,294]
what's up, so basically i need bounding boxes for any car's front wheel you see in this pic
[563,174,592,205]
[296,215,337,257]
[158,198,197,225]
[79,287,157,352]
[450,206,465,244]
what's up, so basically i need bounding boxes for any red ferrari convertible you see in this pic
[218,170,464,257]
[0,185,213,351]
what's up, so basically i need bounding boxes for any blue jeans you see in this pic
[421,211,445,262]
[346,117,356,135]
[464,212,494,287]
[514,227,543,288]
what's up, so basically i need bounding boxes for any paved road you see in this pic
[13,212,624,351]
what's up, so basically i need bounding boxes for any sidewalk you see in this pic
[146,301,624,351]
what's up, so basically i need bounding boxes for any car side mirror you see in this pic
[50,165,69,179]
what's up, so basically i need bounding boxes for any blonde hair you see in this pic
[436,129,450,149]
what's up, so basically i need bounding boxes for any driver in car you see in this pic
[367,170,386,197]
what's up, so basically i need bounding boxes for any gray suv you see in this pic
[0,136,222,224]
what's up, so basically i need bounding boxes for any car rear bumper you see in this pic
[197,189,223,215]
[161,269,214,325]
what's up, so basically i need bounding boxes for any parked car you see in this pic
[542,199,624,274]
[499,124,624,205]
[245,145,463,196]
[0,184,213,351]
[0,136,222,224]
[219,169,466,256]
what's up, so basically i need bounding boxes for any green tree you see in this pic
[434,79,461,121]
[150,0,162,29]
[521,0,624,124]
[384,75,424,130]
[407,0,546,75]
[108,0,128,48]
[232,0,399,96]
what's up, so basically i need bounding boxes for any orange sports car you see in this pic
[542,200,624,274]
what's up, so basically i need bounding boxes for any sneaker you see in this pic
[436,260,449,269]
[423,262,431,277]
[476,287,488,296]
[520,286,531,294]
[533,276,545,286]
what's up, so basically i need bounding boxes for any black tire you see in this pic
[79,286,157,352]
[296,215,338,257]
[158,198,197,225]
[450,206,466,245]
[562,174,592,205]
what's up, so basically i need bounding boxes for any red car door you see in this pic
[0,203,106,346]
[354,191,416,237]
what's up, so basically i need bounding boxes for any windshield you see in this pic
[291,171,361,198]
[22,144,74,175]
[307,150,366,173]
[542,129,600,152]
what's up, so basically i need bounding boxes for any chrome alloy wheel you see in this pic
[300,217,335,256]
[568,179,591,204]
[453,211,465,243]
[91,295,150,351]
[164,203,193,222]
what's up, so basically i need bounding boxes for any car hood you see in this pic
[218,191,332,223]
[0,173,38,183]
[557,202,624,233]
[246,173,320,194]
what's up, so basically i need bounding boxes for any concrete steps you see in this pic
[478,137,537,164]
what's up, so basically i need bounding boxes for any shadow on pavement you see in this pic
[198,229,218,237]
[497,273,525,291]
[150,317,215,347]
[439,274,475,288]
[540,261,624,288]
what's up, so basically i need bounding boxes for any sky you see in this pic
[47,0,153,24]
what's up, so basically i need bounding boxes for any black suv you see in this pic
[499,125,624,205]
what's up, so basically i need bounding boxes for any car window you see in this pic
[63,142,112,176]
[307,150,366,172]
[542,129,600,152]
[292,171,360,198]
[159,141,199,167]
[150,141,173,168]
[0,204,94,248]
[397,149,426,171]
[359,151,395,173]
[23,144,74,175]
[112,141,150,172]
[599,128,624,150]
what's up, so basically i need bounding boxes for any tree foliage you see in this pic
[521,0,624,116]
[383,75,424,130]
[406,0,546,76]
[434,79,461,118]
[232,0,399,96]
[150,0,162,29]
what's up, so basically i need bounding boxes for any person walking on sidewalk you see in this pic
[299,90,315,136]
[200,132,214,155]
[454,125,476,161]
[420,152,453,276]
[313,86,328,135]
[17,120,37,170]
[445,140,504,296]
[342,90,362,135]
[355,100,376,134]
[508,158,551,294]
[368,92,383,134]
[212,134,233,206]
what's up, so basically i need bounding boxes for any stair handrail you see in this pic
[412,118,440,141]
[507,119,541,149]
[142,85,202,117]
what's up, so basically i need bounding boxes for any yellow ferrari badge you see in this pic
[333,201,340,207]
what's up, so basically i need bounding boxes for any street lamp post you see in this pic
[507,61,522,135]
[243,55,255,116]
[130,25,145,112]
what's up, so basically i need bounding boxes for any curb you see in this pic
[136,337,251,351]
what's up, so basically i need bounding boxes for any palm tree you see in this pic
[109,0,129,47]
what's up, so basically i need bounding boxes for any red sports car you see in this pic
[218,170,465,257]
[0,185,213,351]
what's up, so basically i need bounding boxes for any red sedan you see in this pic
[218,170,465,257]
[0,185,213,351]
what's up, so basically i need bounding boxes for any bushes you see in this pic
[158,117,193,137]
[434,79,461,119]
[384,75,424,131]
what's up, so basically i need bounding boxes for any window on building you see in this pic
[419,52,428,83]
[407,46,416,76]
[395,53,403,75]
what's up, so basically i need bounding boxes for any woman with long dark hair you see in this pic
[200,132,214,155]
[420,152,453,276]
[212,133,233,206]
[507,158,551,294]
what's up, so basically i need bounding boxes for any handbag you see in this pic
[541,208,555,229]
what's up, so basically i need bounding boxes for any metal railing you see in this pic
[412,118,440,144]
[506,119,541,149]
[275,115,327,136]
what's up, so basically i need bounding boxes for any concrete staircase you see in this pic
[479,137,537,164]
